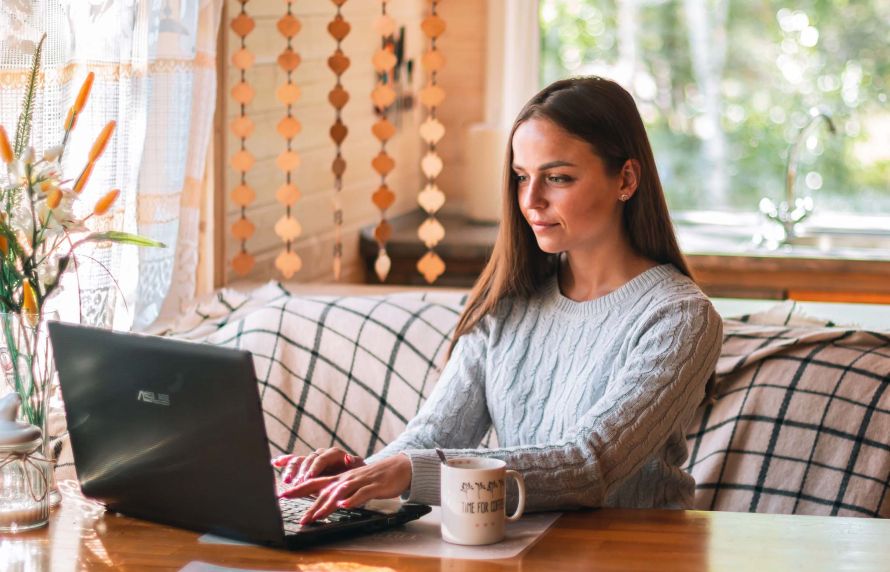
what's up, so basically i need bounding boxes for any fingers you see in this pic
[292,450,320,483]
[278,474,338,499]
[271,452,309,483]
[345,454,366,470]
[274,448,365,488]
[302,479,361,525]
[293,455,410,524]
[300,448,343,482]
[271,454,294,468]
[281,448,326,484]
[341,484,376,510]
[282,455,307,484]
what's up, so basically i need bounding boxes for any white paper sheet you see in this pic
[317,508,560,560]
[198,508,561,561]
[181,563,288,572]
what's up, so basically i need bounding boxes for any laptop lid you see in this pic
[49,321,286,546]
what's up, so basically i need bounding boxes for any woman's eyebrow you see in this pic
[512,160,577,171]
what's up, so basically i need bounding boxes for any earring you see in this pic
[619,194,629,202]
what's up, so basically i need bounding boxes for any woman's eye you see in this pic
[514,174,528,183]
[548,175,571,184]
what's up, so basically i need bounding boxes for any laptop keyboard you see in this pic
[279,496,373,534]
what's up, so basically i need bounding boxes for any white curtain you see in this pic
[463,0,540,222]
[0,0,222,330]
[485,0,541,130]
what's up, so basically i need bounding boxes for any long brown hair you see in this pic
[449,76,694,357]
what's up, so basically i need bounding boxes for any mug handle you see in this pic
[505,469,525,522]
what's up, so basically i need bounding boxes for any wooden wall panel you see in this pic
[221,0,458,284]
[429,1,487,218]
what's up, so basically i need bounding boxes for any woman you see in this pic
[276,76,722,524]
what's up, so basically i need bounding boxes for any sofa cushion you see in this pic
[683,302,890,517]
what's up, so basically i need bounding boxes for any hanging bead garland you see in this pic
[230,0,256,276]
[370,0,399,282]
[328,0,350,280]
[274,1,303,278]
[417,1,447,283]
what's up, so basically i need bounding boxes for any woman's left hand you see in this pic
[279,453,413,524]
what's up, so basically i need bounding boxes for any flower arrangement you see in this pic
[0,35,163,436]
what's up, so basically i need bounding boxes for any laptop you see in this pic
[48,321,431,548]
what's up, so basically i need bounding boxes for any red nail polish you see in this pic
[344,454,352,465]
[337,500,349,508]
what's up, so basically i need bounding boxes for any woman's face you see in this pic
[512,117,633,255]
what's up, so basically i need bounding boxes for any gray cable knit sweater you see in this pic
[367,264,723,511]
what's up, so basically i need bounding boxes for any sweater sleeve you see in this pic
[397,298,723,510]
[365,317,493,500]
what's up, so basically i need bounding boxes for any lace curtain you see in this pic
[0,0,222,330]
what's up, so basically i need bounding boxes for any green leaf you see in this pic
[14,34,46,157]
[81,231,166,248]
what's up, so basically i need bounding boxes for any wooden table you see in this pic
[5,493,890,571]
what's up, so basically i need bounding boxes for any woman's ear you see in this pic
[618,159,641,202]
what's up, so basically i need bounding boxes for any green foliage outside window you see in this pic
[540,0,890,215]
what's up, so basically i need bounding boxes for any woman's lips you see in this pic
[530,221,558,232]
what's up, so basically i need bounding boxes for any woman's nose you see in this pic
[520,177,547,210]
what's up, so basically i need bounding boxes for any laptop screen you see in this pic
[50,322,286,546]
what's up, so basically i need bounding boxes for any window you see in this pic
[540,1,890,216]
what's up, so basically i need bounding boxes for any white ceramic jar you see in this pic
[0,394,50,532]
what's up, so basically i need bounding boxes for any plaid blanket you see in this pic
[55,283,472,481]
[684,301,890,517]
[151,282,470,459]
[54,286,890,518]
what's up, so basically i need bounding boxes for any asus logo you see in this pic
[137,390,170,406]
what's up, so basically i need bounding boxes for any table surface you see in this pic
[5,490,890,571]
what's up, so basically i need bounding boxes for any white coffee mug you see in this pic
[440,457,526,545]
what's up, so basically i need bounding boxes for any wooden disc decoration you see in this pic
[371,0,398,282]
[328,0,350,280]
[272,0,303,279]
[229,1,255,276]
[417,0,447,284]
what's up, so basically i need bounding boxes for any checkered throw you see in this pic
[154,282,471,459]
[53,283,472,482]
[684,301,890,517]
[54,287,890,518]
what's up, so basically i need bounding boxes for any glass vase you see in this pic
[0,312,61,507]
[0,436,51,532]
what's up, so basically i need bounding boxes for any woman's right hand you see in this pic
[279,453,413,523]
[272,447,364,485]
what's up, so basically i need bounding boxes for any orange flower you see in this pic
[88,120,116,162]
[93,189,120,216]
[23,281,38,316]
[0,125,12,164]
[47,188,63,209]
[74,71,95,113]
[73,162,94,193]
[64,107,76,131]
[0,236,7,256]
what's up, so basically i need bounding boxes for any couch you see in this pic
[56,281,890,518]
